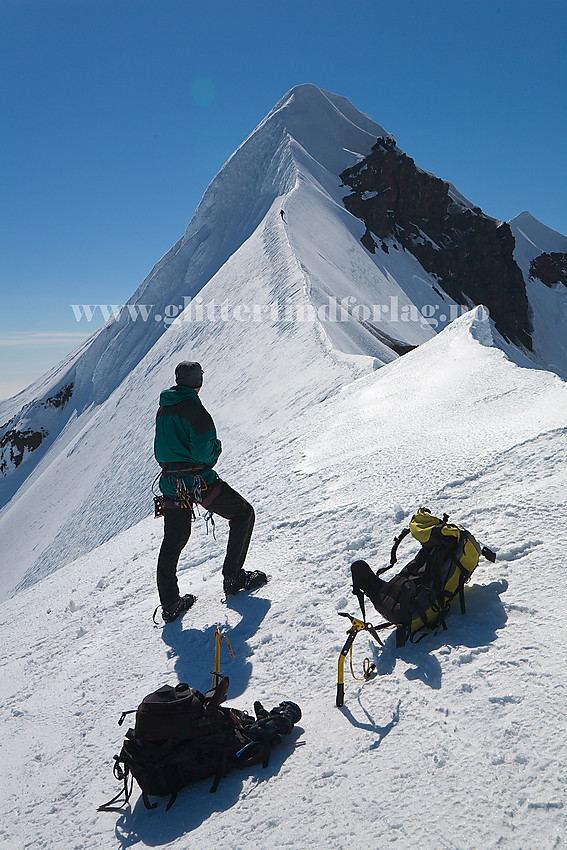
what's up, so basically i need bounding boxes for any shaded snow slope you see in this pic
[1,309,565,849]
[509,211,567,379]
[509,211,567,279]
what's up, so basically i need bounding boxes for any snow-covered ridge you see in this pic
[0,85,437,594]
[1,84,566,600]
[0,86,387,455]
[1,304,565,848]
[0,86,385,425]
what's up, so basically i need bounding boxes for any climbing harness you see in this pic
[151,466,208,509]
[152,466,224,518]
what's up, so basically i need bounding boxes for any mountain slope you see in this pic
[1,309,565,849]
[1,84,566,600]
[339,135,531,348]
[0,85,447,597]
[509,211,567,378]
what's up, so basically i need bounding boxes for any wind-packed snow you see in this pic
[1,308,566,849]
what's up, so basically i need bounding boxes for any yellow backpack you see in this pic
[351,508,496,648]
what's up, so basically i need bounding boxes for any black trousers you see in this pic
[156,481,255,610]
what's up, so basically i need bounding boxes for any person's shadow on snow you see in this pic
[112,724,304,847]
[370,579,509,690]
[159,594,271,699]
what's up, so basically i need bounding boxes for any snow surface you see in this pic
[1,85,567,848]
[1,308,566,849]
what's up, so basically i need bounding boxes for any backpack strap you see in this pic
[455,560,471,614]
[396,625,409,648]
[204,675,230,710]
[210,732,233,793]
[389,527,410,568]
[142,791,158,810]
[165,791,178,811]
[97,757,133,812]
[353,586,366,622]
[118,709,136,726]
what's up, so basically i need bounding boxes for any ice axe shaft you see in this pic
[212,626,234,688]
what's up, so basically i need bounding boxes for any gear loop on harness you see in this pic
[204,510,216,538]
[152,465,208,510]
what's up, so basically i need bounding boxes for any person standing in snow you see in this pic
[153,361,267,622]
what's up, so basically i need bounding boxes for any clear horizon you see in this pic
[1,0,565,400]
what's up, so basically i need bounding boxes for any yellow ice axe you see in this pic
[336,613,387,707]
[212,625,234,689]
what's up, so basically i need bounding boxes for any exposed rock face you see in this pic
[0,383,74,477]
[0,428,47,475]
[529,252,567,287]
[340,137,532,349]
[41,383,74,409]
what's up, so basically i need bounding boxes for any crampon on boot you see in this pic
[223,570,268,597]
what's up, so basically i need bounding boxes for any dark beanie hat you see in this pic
[175,361,203,388]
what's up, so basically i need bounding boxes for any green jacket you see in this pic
[154,386,222,498]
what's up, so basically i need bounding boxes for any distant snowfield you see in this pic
[2,310,566,849]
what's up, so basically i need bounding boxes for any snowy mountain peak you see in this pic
[267,83,390,139]
[509,210,567,258]
[263,83,392,169]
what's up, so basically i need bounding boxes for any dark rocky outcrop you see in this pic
[0,428,47,475]
[340,137,532,349]
[42,383,74,409]
[0,383,74,476]
[529,252,567,288]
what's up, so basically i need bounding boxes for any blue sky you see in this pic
[1,0,565,399]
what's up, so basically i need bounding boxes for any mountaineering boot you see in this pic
[269,701,302,733]
[253,700,269,720]
[245,701,302,747]
[223,570,268,597]
[161,593,197,623]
